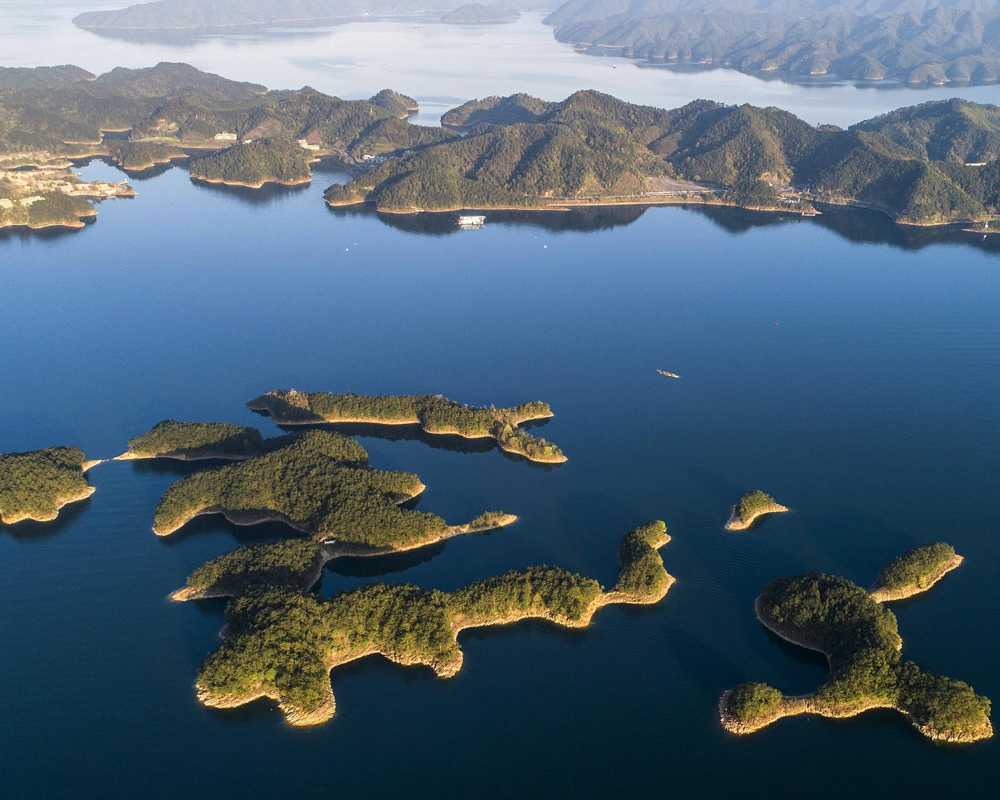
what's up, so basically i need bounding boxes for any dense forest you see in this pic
[125,420,264,459]
[723,563,993,742]
[249,390,567,464]
[545,0,1000,84]
[0,446,94,525]
[194,522,672,723]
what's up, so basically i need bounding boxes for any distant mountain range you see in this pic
[545,0,1000,84]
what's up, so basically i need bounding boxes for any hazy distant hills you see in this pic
[544,0,1000,84]
[74,0,461,30]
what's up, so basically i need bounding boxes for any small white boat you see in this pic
[457,215,486,228]
[657,370,681,379]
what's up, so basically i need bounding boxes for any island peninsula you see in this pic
[719,548,993,743]
[724,490,788,531]
[248,389,567,464]
[0,446,100,525]
[6,62,1000,228]
[190,521,673,725]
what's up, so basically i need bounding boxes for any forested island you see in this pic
[191,521,673,725]
[118,420,265,461]
[0,62,445,230]
[724,490,788,531]
[545,0,1000,85]
[0,447,99,525]
[248,389,567,463]
[720,550,993,743]
[441,5,520,24]
[151,428,512,548]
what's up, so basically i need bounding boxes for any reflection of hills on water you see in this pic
[326,202,650,235]
[689,203,1000,255]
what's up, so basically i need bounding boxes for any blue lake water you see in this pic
[3,5,1000,799]
[1,156,999,798]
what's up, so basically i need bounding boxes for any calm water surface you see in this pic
[2,5,1000,800]
[1,157,998,799]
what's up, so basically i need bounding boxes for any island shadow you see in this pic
[0,497,93,542]
[189,176,314,207]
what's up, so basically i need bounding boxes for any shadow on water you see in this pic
[689,203,1000,256]
[325,202,649,235]
[155,510,306,547]
[323,542,446,581]
[1,497,93,542]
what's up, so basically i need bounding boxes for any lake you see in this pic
[2,5,1000,800]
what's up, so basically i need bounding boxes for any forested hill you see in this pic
[74,0,458,30]
[545,0,1000,84]
[328,91,1000,224]
[0,62,449,169]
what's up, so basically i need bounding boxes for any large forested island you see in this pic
[6,62,1000,227]
[189,521,673,725]
[0,447,99,525]
[248,389,567,463]
[720,550,993,743]
[545,0,1000,85]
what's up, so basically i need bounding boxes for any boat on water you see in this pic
[657,370,681,379]
[457,215,486,228]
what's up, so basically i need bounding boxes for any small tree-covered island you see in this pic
[184,521,673,725]
[724,490,789,531]
[720,548,993,743]
[248,389,567,464]
[0,447,100,525]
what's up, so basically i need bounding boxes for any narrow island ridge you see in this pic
[724,490,788,531]
[248,389,567,464]
[719,547,993,743]
[192,521,674,725]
